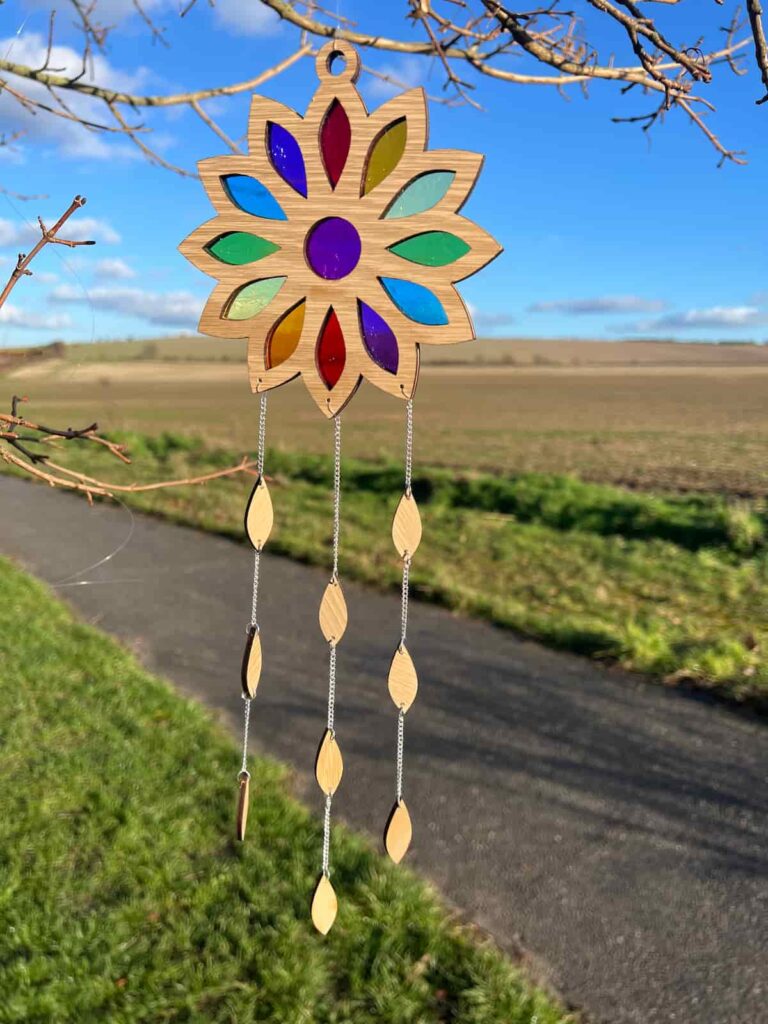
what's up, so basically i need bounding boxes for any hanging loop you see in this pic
[315,39,361,84]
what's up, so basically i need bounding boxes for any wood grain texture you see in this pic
[388,644,418,711]
[319,577,348,643]
[178,39,502,418]
[315,728,344,795]
[384,799,412,864]
[244,476,273,550]
[392,491,422,558]
[236,773,250,841]
[241,626,262,698]
[311,873,338,935]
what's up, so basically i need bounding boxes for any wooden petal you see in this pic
[392,491,422,558]
[241,626,262,698]
[319,578,347,644]
[236,773,250,841]
[311,873,337,935]
[244,476,273,550]
[384,799,412,864]
[315,728,343,795]
[388,645,418,712]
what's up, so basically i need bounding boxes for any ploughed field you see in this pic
[7,335,768,495]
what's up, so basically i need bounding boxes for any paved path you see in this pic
[1,475,766,1024]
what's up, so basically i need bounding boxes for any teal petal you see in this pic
[384,171,456,219]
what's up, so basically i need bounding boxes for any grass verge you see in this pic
[0,556,570,1024]
[3,431,767,704]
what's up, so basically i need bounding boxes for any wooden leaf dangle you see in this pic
[315,728,343,795]
[388,645,418,711]
[236,772,250,841]
[244,476,273,550]
[311,873,338,935]
[384,799,412,864]
[241,626,262,698]
[392,491,422,558]
[319,578,348,644]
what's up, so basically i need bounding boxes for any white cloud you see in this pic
[625,306,766,332]
[22,0,170,20]
[34,270,59,283]
[474,310,515,328]
[0,303,71,329]
[51,283,201,327]
[528,295,666,315]
[366,58,424,99]
[0,31,153,159]
[213,0,281,36]
[94,257,135,280]
[0,215,120,247]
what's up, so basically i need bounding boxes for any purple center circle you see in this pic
[306,217,361,280]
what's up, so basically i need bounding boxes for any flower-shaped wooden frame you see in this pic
[179,40,502,418]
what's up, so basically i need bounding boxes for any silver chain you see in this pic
[240,696,252,774]
[322,414,342,876]
[396,400,414,800]
[249,394,268,629]
[404,398,413,495]
[327,643,337,733]
[396,708,405,802]
[242,393,268,782]
[331,414,341,579]
[399,555,411,647]
[321,795,332,876]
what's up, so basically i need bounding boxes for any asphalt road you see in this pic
[1,475,766,1024]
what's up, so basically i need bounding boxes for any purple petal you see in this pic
[359,300,398,374]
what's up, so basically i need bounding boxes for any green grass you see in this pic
[0,557,569,1024]
[4,431,766,705]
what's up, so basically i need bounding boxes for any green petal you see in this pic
[389,231,470,267]
[225,278,286,320]
[206,232,280,265]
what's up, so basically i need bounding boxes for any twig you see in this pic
[0,195,93,312]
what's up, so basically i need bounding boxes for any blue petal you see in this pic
[221,175,287,220]
[379,277,448,326]
[267,122,307,197]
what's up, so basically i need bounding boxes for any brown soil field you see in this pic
[56,334,768,368]
[4,341,767,494]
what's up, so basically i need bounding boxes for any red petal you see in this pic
[317,308,345,388]
[321,100,351,189]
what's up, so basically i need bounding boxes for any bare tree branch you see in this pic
[0,198,263,500]
[0,1,763,170]
[745,0,768,102]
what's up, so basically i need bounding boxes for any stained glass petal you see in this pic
[384,171,456,219]
[317,308,345,388]
[388,231,470,267]
[221,175,287,220]
[321,99,351,189]
[380,277,448,326]
[206,232,280,265]
[358,300,398,374]
[267,122,308,197]
[225,277,286,320]
[363,119,407,195]
[267,299,305,367]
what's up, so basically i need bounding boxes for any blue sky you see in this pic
[0,0,766,346]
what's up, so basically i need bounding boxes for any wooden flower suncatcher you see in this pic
[180,40,501,934]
